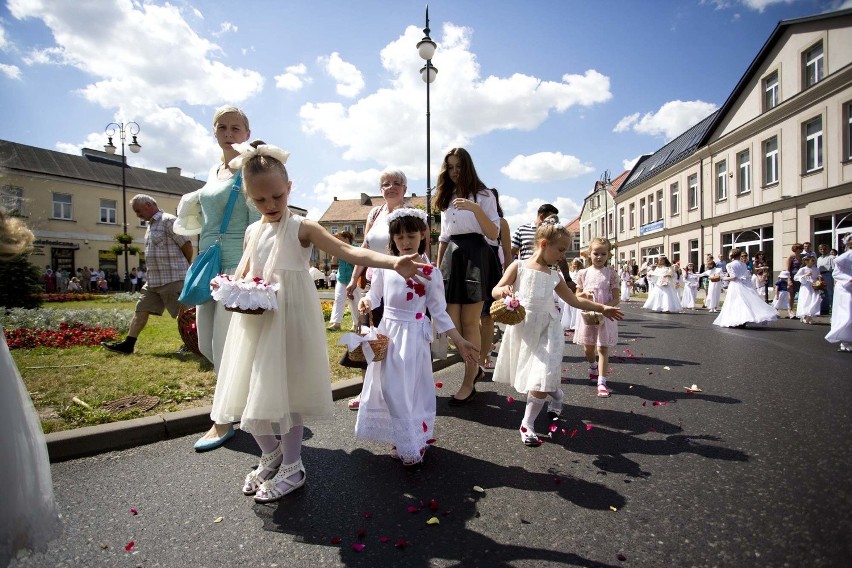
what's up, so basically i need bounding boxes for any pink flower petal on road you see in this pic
[379,536,390,543]
[407,506,420,513]
[395,539,409,548]
[124,541,135,552]
[331,536,342,544]
[586,424,593,431]
[507,396,515,404]
[129,507,138,515]
[570,429,578,438]
[422,421,428,432]
[642,401,647,407]
[351,543,366,552]
[549,423,558,433]
[434,381,443,388]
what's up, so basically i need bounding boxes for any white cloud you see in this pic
[275,63,311,92]
[318,52,364,98]
[502,196,582,236]
[0,23,8,50]
[622,155,643,171]
[8,0,263,107]
[500,152,594,182]
[613,100,717,141]
[0,63,21,79]
[311,168,384,203]
[212,21,237,36]
[300,23,612,179]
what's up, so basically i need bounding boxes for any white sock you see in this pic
[590,362,599,370]
[550,388,564,404]
[521,395,545,431]
[597,375,608,387]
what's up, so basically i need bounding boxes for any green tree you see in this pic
[0,254,43,309]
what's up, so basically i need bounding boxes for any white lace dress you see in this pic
[681,273,700,309]
[643,267,682,312]
[0,328,61,565]
[493,262,563,394]
[794,266,821,318]
[211,214,334,435]
[713,260,778,327]
[354,266,453,463]
[557,271,578,330]
[826,250,852,344]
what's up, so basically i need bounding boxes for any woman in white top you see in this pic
[434,148,500,405]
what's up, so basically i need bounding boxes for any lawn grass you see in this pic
[10,298,362,433]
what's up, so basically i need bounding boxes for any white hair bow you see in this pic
[228,142,290,170]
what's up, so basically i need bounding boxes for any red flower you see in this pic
[406,292,414,301]
[415,312,423,320]
[422,265,434,276]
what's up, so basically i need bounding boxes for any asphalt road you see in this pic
[11,303,852,567]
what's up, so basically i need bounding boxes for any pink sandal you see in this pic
[348,397,360,410]
[597,384,611,398]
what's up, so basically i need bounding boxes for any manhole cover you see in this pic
[101,395,160,414]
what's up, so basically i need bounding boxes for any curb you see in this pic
[45,353,462,463]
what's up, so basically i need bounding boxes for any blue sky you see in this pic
[1,0,849,232]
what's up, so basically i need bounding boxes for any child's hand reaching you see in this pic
[393,254,432,282]
[602,306,624,321]
[358,298,372,315]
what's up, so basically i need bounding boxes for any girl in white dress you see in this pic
[680,263,700,310]
[697,261,723,312]
[643,257,682,313]
[493,222,623,446]
[620,264,633,303]
[772,271,793,317]
[713,249,778,328]
[559,258,584,333]
[825,234,852,352]
[210,142,428,503]
[355,209,478,466]
[794,256,821,324]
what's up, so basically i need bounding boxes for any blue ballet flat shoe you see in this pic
[194,425,235,452]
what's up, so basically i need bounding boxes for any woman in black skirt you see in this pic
[434,148,501,405]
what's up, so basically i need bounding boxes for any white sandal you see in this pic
[520,426,542,447]
[242,446,282,496]
[253,459,306,503]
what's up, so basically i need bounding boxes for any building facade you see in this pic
[615,9,852,274]
[0,140,204,281]
[578,170,628,252]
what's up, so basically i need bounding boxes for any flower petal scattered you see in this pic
[407,505,420,513]
[379,536,390,543]
[422,421,428,432]
[617,553,627,561]
[395,539,409,548]
[434,382,443,388]
[609,506,618,512]
[213,516,223,523]
[406,292,414,301]
[549,423,558,433]
[351,543,366,552]
[331,536,342,544]
[426,517,440,525]
[507,396,515,404]
[472,486,486,493]
[586,424,593,431]
[125,541,135,552]
[129,507,138,516]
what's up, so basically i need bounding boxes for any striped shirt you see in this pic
[511,222,537,260]
[143,211,191,287]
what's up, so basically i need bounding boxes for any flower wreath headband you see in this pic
[228,142,291,170]
[540,215,564,230]
[387,207,428,224]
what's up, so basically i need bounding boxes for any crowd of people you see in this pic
[41,265,147,294]
[3,103,850,564]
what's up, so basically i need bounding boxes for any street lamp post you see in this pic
[417,5,438,234]
[104,122,141,290]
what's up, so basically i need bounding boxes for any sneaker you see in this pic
[102,340,133,354]
[520,425,542,447]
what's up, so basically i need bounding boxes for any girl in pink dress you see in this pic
[573,238,622,398]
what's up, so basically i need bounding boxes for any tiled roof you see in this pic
[617,111,719,195]
[319,195,430,223]
[565,215,580,232]
[0,139,204,196]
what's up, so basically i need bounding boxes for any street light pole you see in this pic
[104,121,141,290]
[417,5,438,236]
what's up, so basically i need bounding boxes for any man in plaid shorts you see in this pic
[102,194,193,354]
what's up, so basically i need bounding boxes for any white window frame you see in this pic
[671,242,680,263]
[639,198,646,226]
[656,189,664,221]
[804,42,824,88]
[619,207,625,233]
[99,198,117,224]
[737,150,751,195]
[804,116,823,173]
[763,136,779,185]
[330,225,338,235]
[763,71,779,111]
[629,203,635,230]
[716,161,727,201]
[670,182,679,216]
[1,185,24,216]
[688,174,698,210]
[647,193,654,223]
[52,193,72,220]
[845,102,852,162]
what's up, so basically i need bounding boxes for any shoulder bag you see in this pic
[178,172,243,305]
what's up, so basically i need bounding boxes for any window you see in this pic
[99,199,117,224]
[689,239,699,269]
[688,174,698,210]
[607,212,613,237]
[356,226,363,235]
[671,242,680,263]
[804,42,824,88]
[647,193,655,223]
[52,193,72,220]
[619,207,625,233]
[845,102,852,162]
[670,182,679,216]
[1,185,24,216]
[629,203,635,230]
[656,189,663,220]
[716,161,727,201]
[639,198,646,226]
[763,71,779,111]
[737,150,751,194]
[343,224,352,233]
[804,116,823,172]
[763,136,779,185]
[330,225,338,234]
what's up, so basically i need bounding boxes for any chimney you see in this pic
[333,197,338,201]
[166,167,181,176]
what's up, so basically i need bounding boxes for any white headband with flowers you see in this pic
[387,207,428,224]
[228,142,290,170]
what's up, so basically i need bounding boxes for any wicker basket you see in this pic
[177,308,203,356]
[580,311,602,326]
[709,275,721,282]
[812,279,825,290]
[347,312,389,362]
[224,305,266,315]
[490,297,526,325]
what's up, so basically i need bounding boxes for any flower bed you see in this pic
[40,293,98,302]
[321,299,333,320]
[0,307,132,334]
[4,322,118,349]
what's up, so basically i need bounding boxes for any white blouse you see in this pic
[437,189,500,243]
